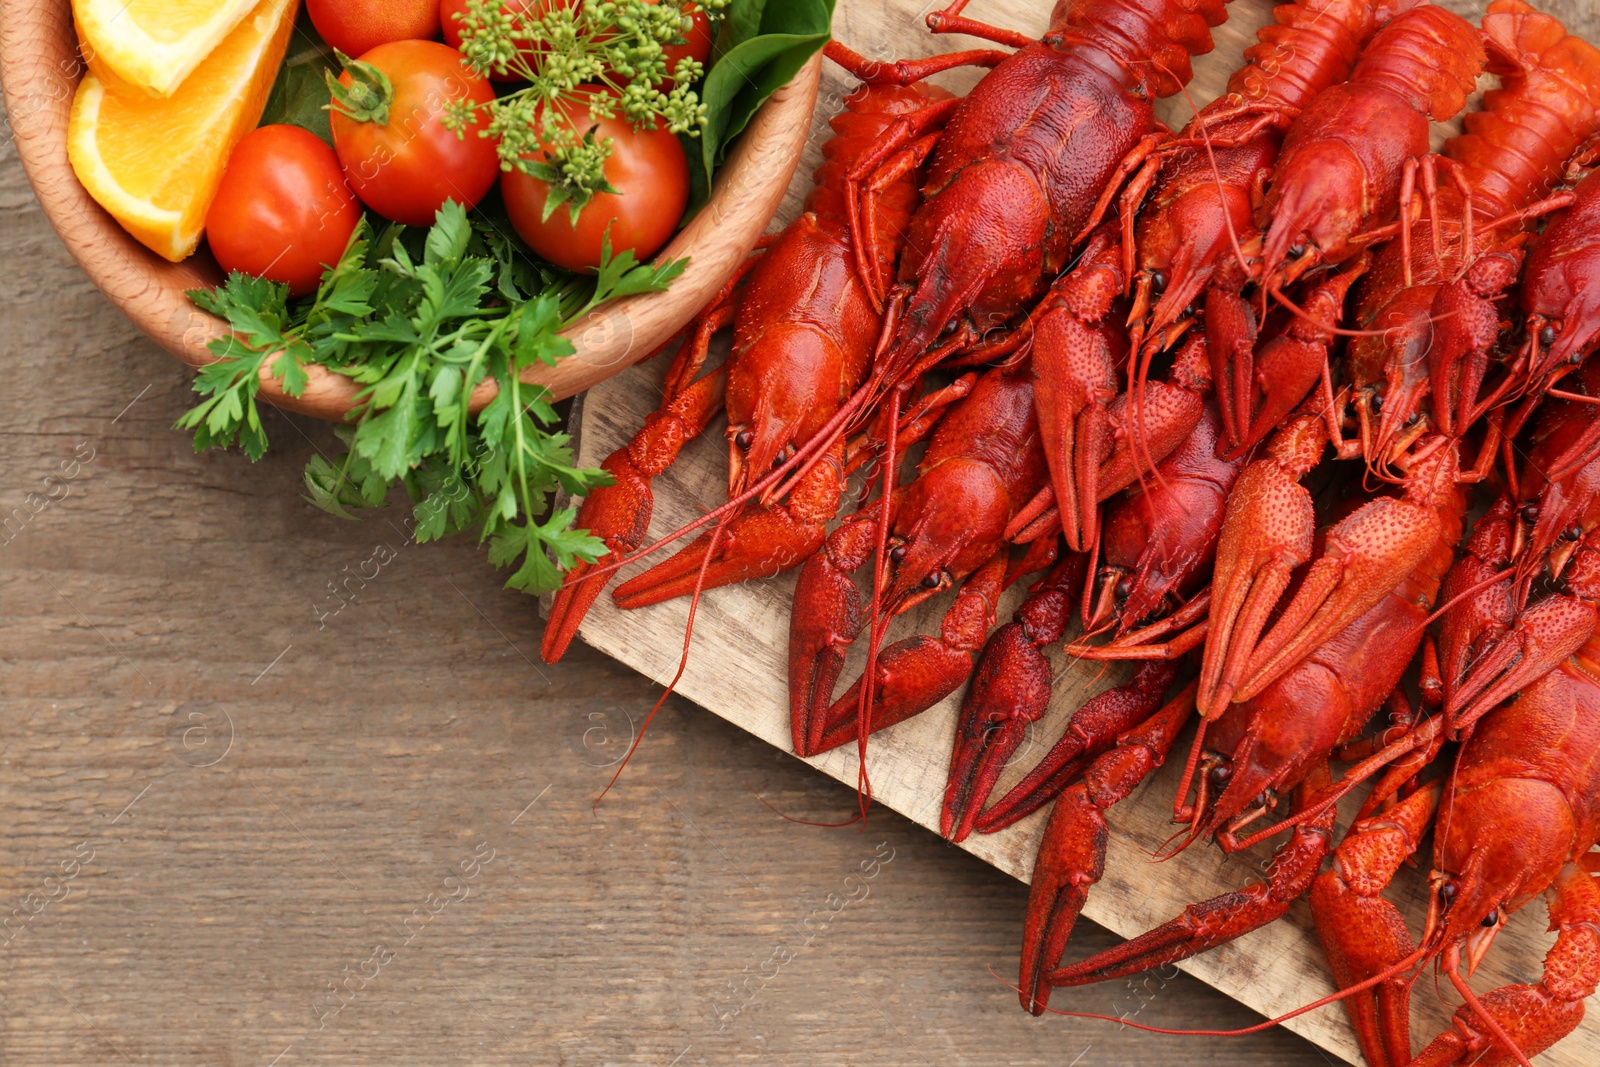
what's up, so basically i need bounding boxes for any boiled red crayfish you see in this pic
[1314,530,1600,1067]
[541,75,952,663]
[834,0,1231,393]
[1508,161,1600,439]
[542,3,1600,1062]
[1121,0,1400,384]
[1341,0,1600,467]
[790,364,1051,756]
[1037,436,1464,997]
[1205,2,1487,459]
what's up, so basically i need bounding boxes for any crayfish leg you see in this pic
[788,514,877,756]
[976,663,1179,837]
[924,2,1035,49]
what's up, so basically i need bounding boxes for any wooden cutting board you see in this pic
[564,2,1600,1064]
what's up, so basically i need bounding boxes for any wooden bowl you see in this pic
[0,2,823,417]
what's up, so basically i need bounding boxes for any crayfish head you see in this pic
[727,428,793,503]
[1107,564,1182,641]
[883,535,955,616]
[1525,308,1600,391]
[1169,747,1233,845]
[1198,667,1350,848]
[1523,223,1600,389]
[1424,859,1513,977]
[1428,770,1575,971]
[884,460,1009,611]
[1131,183,1254,348]
[1255,205,1333,296]
[1347,295,1437,476]
[1552,528,1600,601]
[725,323,850,496]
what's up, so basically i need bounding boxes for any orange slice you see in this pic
[68,0,299,262]
[72,0,263,97]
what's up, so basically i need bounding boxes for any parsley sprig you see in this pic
[444,0,728,216]
[181,202,685,594]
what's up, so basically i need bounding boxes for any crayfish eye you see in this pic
[734,429,754,450]
[890,545,908,564]
[1522,504,1541,524]
[1440,881,1459,903]
[1208,763,1233,788]
[1565,524,1583,542]
[1289,238,1308,259]
[1540,324,1559,347]
[1115,576,1132,600]
[922,570,943,589]
[1149,270,1168,295]
[1482,909,1500,927]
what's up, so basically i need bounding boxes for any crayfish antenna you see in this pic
[1025,935,1434,1038]
[592,515,734,810]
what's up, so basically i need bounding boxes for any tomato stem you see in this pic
[325,52,394,126]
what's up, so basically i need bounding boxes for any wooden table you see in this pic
[3,1,1596,1062]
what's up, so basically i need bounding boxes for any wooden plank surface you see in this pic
[568,1,1600,1065]
[1,2,1596,1065]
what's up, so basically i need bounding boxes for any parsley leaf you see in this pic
[180,202,682,594]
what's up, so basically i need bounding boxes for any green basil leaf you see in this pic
[692,0,834,207]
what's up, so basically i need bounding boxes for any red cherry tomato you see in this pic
[500,90,689,273]
[206,125,362,297]
[307,0,441,59]
[329,41,501,226]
